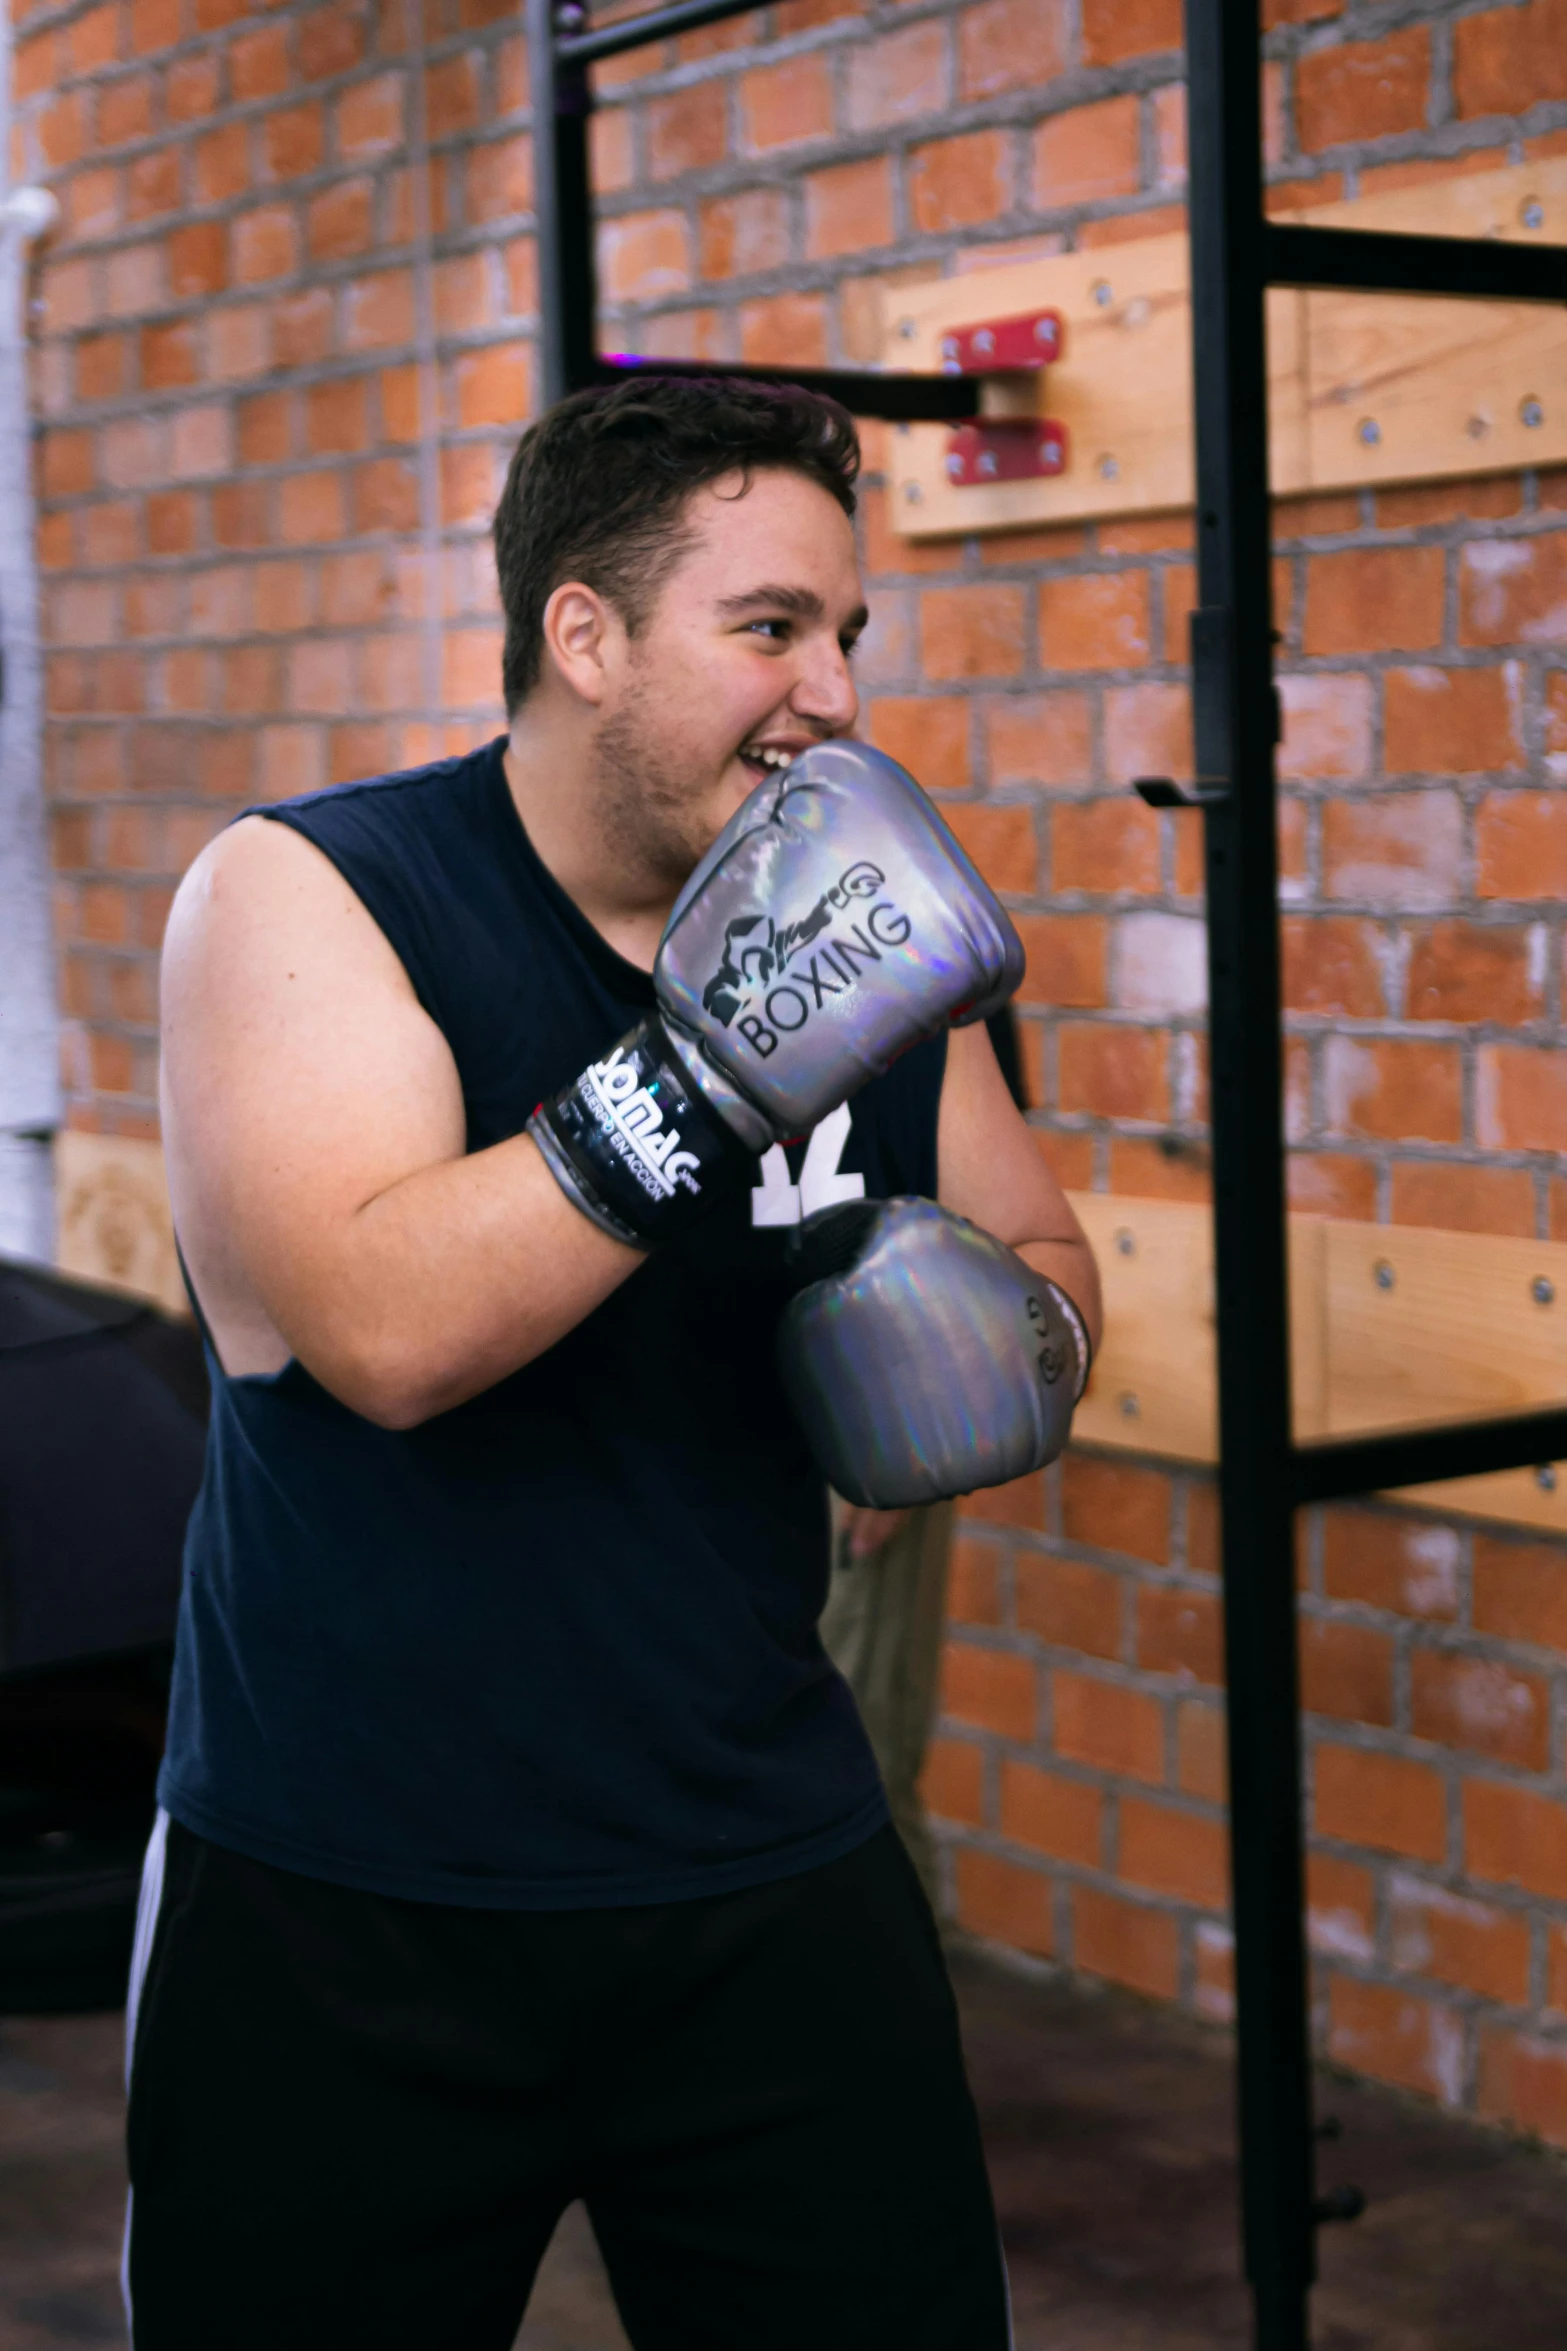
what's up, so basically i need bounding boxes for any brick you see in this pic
[937,801,1035,896]
[229,25,290,101]
[263,102,325,182]
[739,53,832,151]
[1378,474,1524,530]
[739,291,828,368]
[1306,1850,1375,1961]
[1052,1669,1164,1781]
[336,73,405,157]
[646,80,727,181]
[140,318,201,394]
[1321,792,1462,910]
[1477,792,1567,899]
[1014,1554,1121,1659]
[502,241,537,323]
[867,697,969,791]
[1110,1136,1211,1202]
[959,0,1068,99]
[1001,1760,1104,1865]
[919,584,1025,681]
[1466,1779,1567,1899]
[171,405,232,483]
[1474,1531,1567,1650]
[353,458,420,535]
[1119,1795,1228,1907]
[921,1736,985,1826]
[255,562,312,634]
[805,156,894,260]
[590,105,634,196]
[1281,916,1383,1018]
[1406,922,1544,1025]
[1083,0,1180,64]
[1315,1743,1447,1863]
[1385,663,1524,776]
[1390,1161,1534,1237]
[1415,1649,1550,1771]
[1103,682,1192,786]
[1135,1586,1222,1685]
[193,123,249,208]
[468,136,533,224]
[1277,672,1372,779]
[130,0,180,50]
[1477,2028,1567,2153]
[1061,1456,1171,1566]
[1056,1022,1168,1122]
[1328,1979,1464,2108]
[1455,0,1567,120]
[956,1847,1054,1957]
[99,75,156,148]
[1322,1036,1462,1145]
[1152,80,1188,184]
[308,179,376,264]
[1071,1884,1180,1999]
[453,343,530,429]
[1032,96,1141,208]
[961,1474,1046,1532]
[273,290,335,372]
[948,1535,1002,1626]
[1296,28,1430,151]
[1032,1130,1094,1189]
[424,52,481,143]
[79,502,139,568]
[1323,1510,1460,1620]
[1549,673,1567,773]
[845,20,947,130]
[1299,1616,1394,1727]
[76,333,129,406]
[942,1641,1037,1741]
[985,692,1093,789]
[305,377,369,457]
[166,52,219,121]
[1303,546,1445,655]
[1477,1045,1567,1153]
[1039,571,1149,670]
[698,188,790,281]
[1012,913,1108,1008]
[1050,799,1157,898]
[233,205,298,287]
[908,130,1009,234]
[598,210,691,304]
[1172,1701,1223,1805]
[1461,535,1567,647]
[69,166,123,243]
[145,490,198,556]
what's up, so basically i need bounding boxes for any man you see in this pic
[131,377,1101,2348]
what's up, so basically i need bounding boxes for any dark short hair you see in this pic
[492,375,860,713]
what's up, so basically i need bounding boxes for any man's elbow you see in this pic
[299,1329,455,1432]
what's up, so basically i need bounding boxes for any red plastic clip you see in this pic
[939,311,1063,373]
[945,421,1069,487]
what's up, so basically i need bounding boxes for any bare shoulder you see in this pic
[163,813,407,1007]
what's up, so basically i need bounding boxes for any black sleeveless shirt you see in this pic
[158,739,948,1909]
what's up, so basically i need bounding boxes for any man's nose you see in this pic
[791,636,859,734]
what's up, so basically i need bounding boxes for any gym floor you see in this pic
[5,1946,1567,2349]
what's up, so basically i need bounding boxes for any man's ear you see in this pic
[540,581,621,707]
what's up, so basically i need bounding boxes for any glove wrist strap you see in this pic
[528,1015,756,1249]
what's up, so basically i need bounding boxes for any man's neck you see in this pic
[502,724,672,974]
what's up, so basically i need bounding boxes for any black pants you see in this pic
[125,1818,1011,2349]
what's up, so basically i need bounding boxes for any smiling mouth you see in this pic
[739,744,800,782]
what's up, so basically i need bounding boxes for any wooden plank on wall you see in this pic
[884,157,1567,539]
[54,1130,188,1319]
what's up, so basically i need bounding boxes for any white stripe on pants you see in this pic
[121,1807,170,2339]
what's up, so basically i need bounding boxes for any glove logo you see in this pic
[585,1045,703,1203]
[699,863,913,1062]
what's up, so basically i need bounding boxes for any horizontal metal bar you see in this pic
[1264,222,1567,306]
[592,354,981,422]
[1291,1406,1567,1506]
[557,0,760,67]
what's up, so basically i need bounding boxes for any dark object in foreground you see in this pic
[0,1258,205,2014]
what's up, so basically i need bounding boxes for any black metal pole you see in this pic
[528,0,597,403]
[1184,0,1315,2342]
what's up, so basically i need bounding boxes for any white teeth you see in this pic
[752,747,793,769]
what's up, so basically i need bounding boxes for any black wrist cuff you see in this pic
[528,1014,757,1249]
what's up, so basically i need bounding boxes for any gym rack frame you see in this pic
[527,0,1567,2340]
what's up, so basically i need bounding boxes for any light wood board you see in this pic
[1066,1191,1567,1537]
[884,158,1567,538]
[54,1129,188,1318]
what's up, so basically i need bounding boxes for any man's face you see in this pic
[589,467,867,896]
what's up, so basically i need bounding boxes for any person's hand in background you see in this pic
[838,1503,911,1562]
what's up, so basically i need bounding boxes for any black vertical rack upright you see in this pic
[527,0,1567,2342]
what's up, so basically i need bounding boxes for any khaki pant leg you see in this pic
[821,1499,955,1911]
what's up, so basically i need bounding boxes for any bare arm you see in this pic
[160,817,643,1431]
[936,1021,1103,1351]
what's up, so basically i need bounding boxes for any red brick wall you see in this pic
[18,0,1567,2136]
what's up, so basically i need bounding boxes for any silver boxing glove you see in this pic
[530,741,1024,1250]
[778,1199,1090,1510]
[655,740,1025,1146]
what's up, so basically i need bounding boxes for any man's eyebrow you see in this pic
[715,584,826,620]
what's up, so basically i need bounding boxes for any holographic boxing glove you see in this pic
[777,1198,1090,1509]
[529,743,1024,1250]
